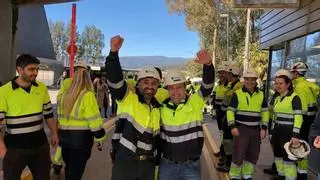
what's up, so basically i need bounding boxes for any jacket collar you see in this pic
[293,76,305,85]
[242,86,259,94]
[11,76,38,90]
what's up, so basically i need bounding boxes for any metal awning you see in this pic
[17,0,78,5]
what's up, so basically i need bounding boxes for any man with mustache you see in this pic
[106,35,161,180]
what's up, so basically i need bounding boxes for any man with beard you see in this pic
[106,35,161,180]
[0,54,58,180]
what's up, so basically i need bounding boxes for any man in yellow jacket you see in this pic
[106,35,161,180]
[291,62,319,179]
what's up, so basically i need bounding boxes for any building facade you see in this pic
[260,0,320,89]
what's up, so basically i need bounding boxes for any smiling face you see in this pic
[137,77,159,102]
[167,83,186,105]
[17,63,39,83]
[243,77,257,92]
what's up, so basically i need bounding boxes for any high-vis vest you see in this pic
[0,79,53,148]
[213,83,229,107]
[160,91,205,161]
[227,88,269,128]
[57,77,71,101]
[222,80,242,111]
[113,90,160,156]
[58,90,105,138]
[272,92,303,136]
[293,77,319,116]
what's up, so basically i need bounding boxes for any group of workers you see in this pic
[212,60,320,180]
[0,33,319,180]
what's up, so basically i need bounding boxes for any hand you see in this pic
[110,35,124,52]
[314,136,320,149]
[195,50,212,65]
[290,137,300,147]
[231,128,240,136]
[50,133,59,148]
[260,129,266,140]
[0,144,7,159]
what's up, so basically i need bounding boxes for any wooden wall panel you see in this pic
[259,0,320,49]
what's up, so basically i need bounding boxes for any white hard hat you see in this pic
[275,69,292,80]
[164,69,186,87]
[217,64,228,72]
[137,67,161,81]
[74,60,88,69]
[291,62,308,73]
[243,68,258,78]
[229,65,241,76]
[284,140,310,161]
[127,71,134,78]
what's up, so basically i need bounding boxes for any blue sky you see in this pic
[45,0,200,58]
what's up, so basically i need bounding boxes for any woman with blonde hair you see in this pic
[57,68,106,180]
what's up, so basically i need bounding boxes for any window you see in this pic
[306,31,320,50]
[270,49,283,78]
[306,54,320,84]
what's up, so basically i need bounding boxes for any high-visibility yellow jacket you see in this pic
[160,64,215,161]
[227,87,269,129]
[106,51,161,161]
[0,77,54,148]
[58,90,105,148]
[293,77,319,116]
[155,87,169,103]
[222,80,242,111]
[212,82,229,108]
[271,91,303,138]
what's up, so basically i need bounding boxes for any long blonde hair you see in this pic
[61,69,94,116]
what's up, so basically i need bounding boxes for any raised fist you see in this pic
[110,35,124,52]
[195,50,212,65]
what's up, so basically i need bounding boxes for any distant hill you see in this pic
[117,56,190,69]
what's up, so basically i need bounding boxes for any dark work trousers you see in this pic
[215,106,223,131]
[61,146,92,180]
[300,115,315,141]
[232,125,260,165]
[216,106,225,156]
[271,124,293,161]
[3,144,51,180]
[112,159,155,180]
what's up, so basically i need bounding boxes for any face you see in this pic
[243,77,257,92]
[218,70,227,82]
[167,83,186,104]
[17,64,39,83]
[138,77,159,101]
[275,77,290,94]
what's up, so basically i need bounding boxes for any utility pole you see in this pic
[244,8,251,72]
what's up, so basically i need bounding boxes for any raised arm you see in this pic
[105,35,127,101]
[195,50,215,99]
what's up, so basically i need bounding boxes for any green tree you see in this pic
[80,25,105,65]
[165,0,268,76]
[183,59,203,77]
[48,20,68,59]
